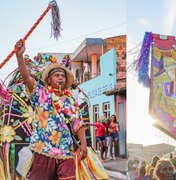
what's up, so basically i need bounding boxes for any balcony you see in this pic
[75,72,100,84]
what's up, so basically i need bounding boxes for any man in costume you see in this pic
[15,39,87,180]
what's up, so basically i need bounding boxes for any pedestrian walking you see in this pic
[86,113,107,162]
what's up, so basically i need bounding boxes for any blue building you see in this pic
[79,48,116,148]
[71,37,126,157]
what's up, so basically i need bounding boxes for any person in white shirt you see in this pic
[83,62,89,81]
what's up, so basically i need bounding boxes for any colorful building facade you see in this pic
[103,36,126,157]
[71,36,126,157]
[79,49,116,148]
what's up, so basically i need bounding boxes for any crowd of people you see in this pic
[127,155,176,180]
[87,112,120,162]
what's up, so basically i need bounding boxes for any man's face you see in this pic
[47,71,66,90]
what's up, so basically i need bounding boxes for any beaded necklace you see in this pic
[48,86,78,123]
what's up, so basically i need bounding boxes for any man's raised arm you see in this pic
[15,40,35,93]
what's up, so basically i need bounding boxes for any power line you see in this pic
[127,42,142,54]
[27,22,127,53]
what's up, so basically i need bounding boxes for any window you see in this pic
[103,102,110,119]
[93,105,99,149]
[93,105,99,123]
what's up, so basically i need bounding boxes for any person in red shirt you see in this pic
[86,115,106,161]
[109,114,120,160]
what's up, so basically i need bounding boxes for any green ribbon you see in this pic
[172,158,176,166]
[9,143,15,173]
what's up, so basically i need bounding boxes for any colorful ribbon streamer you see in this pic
[136,32,153,88]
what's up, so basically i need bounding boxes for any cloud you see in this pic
[137,18,152,30]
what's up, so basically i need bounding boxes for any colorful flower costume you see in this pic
[28,80,84,159]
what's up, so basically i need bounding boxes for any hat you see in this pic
[42,63,74,89]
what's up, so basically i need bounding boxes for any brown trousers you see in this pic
[27,153,76,180]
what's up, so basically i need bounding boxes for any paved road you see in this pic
[108,170,127,180]
[102,157,127,180]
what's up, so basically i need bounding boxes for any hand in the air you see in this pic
[15,39,26,57]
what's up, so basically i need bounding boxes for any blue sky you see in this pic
[0,0,126,80]
[127,0,176,146]
[128,0,176,47]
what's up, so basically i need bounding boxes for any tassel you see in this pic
[49,0,62,40]
[136,32,152,88]
[0,1,60,69]
[0,80,12,105]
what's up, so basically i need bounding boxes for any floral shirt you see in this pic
[28,81,83,159]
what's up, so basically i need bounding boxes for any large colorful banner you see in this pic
[149,34,176,138]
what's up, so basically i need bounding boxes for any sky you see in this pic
[127,0,176,146]
[0,0,126,81]
[1,0,176,147]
